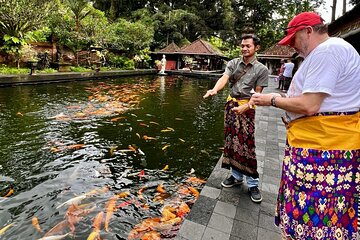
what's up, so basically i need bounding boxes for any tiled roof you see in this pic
[159,42,180,53]
[259,44,296,57]
[328,4,360,38]
[179,39,224,56]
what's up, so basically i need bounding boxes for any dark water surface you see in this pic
[0,75,227,239]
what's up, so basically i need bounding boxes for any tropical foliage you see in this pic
[0,0,357,69]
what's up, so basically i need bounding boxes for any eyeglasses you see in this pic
[283,24,309,35]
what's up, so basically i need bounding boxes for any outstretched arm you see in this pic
[203,74,230,98]
[251,92,327,115]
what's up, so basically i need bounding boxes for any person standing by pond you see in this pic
[282,59,295,91]
[203,34,269,203]
[276,59,285,90]
[251,12,360,239]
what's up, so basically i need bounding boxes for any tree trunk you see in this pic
[342,0,346,15]
[331,0,337,22]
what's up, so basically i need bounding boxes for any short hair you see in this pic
[241,34,261,47]
[312,23,328,34]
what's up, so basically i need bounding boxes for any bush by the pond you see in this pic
[0,65,29,74]
[70,66,93,72]
[106,53,135,70]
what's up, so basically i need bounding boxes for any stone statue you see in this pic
[159,54,166,74]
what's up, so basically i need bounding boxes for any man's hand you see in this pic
[231,104,249,115]
[203,89,217,99]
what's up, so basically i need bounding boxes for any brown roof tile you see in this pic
[179,39,224,56]
[159,42,180,53]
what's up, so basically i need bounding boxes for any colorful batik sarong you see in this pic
[275,112,360,240]
[221,96,258,178]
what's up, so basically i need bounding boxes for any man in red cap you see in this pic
[250,12,360,239]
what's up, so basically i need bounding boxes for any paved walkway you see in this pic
[175,78,287,240]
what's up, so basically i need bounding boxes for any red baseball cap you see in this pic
[279,12,324,45]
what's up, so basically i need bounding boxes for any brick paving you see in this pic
[175,77,286,240]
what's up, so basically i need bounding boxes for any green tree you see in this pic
[0,0,55,67]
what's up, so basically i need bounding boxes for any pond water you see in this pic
[0,75,227,239]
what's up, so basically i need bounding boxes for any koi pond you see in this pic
[0,75,227,239]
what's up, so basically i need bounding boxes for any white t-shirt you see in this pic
[286,37,360,121]
[283,62,295,78]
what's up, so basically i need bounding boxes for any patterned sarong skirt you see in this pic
[221,96,259,178]
[275,112,360,239]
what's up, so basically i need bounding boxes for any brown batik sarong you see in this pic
[221,97,258,178]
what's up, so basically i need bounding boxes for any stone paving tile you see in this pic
[176,219,206,240]
[213,201,237,219]
[200,186,221,199]
[257,227,282,240]
[234,206,259,225]
[186,195,217,226]
[258,213,281,233]
[231,220,258,240]
[207,212,233,234]
[202,227,230,240]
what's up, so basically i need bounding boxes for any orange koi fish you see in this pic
[161,165,169,171]
[32,217,42,232]
[176,202,190,218]
[188,187,200,198]
[92,211,104,231]
[141,231,161,240]
[16,112,23,116]
[116,191,130,199]
[186,177,206,184]
[110,116,125,122]
[104,196,118,232]
[66,144,85,150]
[43,220,68,237]
[156,184,166,194]
[3,188,14,197]
[139,123,149,127]
[142,135,156,140]
[116,200,133,209]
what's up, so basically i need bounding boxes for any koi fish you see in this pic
[162,165,169,171]
[0,223,15,235]
[116,191,130,199]
[139,123,149,127]
[110,116,125,122]
[143,135,156,140]
[16,112,23,116]
[56,195,87,209]
[175,118,183,121]
[139,170,145,179]
[92,211,104,231]
[43,220,68,237]
[32,217,42,232]
[156,184,166,194]
[149,121,159,125]
[38,233,70,240]
[136,133,141,138]
[104,196,118,232]
[3,188,14,197]
[160,129,172,132]
[188,186,200,198]
[186,177,206,184]
[178,138,186,142]
[66,144,85,150]
[116,200,133,209]
[162,145,170,151]
[87,230,100,240]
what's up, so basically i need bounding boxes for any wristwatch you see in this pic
[271,95,279,107]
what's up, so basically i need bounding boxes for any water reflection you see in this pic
[0,75,226,239]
